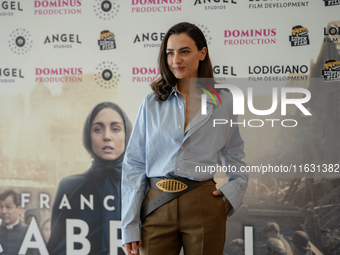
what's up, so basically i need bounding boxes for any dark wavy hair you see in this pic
[0,188,21,207]
[151,22,214,102]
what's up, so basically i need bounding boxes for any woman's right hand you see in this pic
[123,241,142,255]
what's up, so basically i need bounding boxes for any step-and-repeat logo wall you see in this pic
[0,1,339,254]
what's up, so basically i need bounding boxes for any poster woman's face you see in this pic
[166,33,206,81]
[42,220,51,243]
[91,108,125,161]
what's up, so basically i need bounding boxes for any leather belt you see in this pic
[140,177,210,223]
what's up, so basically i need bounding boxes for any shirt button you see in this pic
[181,146,184,150]
[177,168,180,171]
[179,105,183,109]
[178,126,182,129]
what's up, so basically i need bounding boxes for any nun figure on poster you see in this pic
[122,22,248,255]
[47,102,131,255]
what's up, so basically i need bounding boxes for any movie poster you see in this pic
[0,1,339,254]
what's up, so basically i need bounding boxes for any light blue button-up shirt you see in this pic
[122,87,248,245]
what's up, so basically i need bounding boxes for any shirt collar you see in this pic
[166,86,179,101]
[167,85,216,106]
[165,84,218,105]
[5,219,19,230]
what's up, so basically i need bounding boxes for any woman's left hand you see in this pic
[212,189,233,219]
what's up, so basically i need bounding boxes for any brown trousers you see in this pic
[140,180,227,255]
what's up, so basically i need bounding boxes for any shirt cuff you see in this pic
[122,227,141,246]
[219,182,245,216]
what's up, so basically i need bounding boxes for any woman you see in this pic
[40,218,51,244]
[48,102,131,255]
[122,22,248,255]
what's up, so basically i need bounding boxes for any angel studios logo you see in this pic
[94,61,120,89]
[44,33,82,49]
[0,1,23,16]
[289,25,310,47]
[323,0,340,6]
[93,0,120,20]
[98,30,116,50]
[0,68,24,83]
[8,28,32,55]
[321,59,340,81]
[213,64,237,82]
[195,24,212,46]
[193,0,236,11]
[133,32,164,48]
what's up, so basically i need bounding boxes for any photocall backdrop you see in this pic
[0,0,340,254]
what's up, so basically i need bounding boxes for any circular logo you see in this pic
[101,0,112,12]
[93,0,120,20]
[94,61,120,89]
[102,69,113,80]
[8,28,32,55]
[16,36,25,47]
[196,24,212,46]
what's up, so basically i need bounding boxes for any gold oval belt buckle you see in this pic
[156,179,188,193]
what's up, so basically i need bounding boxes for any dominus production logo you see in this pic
[321,59,340,81]
[34,0,82,15]
[289,25,310,47]
[98,30,116,50]
[132,66,159,82]
[323,0,340,6]
[131,0,182,13]
[94,61,120,88]
[8,28,32,55]
[35,68,83,83]
[196,24,212,45]
[224,28,276,46]
[93,0,119,20]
